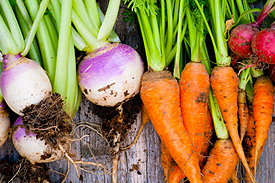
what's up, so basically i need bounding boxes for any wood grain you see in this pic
[1,0,275,183]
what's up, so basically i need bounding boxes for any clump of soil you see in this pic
[22,93,73,149]
[0,158,51,183]
[93,94,141,145]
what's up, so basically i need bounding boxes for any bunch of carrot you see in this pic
[126,0,275,182]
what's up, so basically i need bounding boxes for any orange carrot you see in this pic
[164,109,213,183]
[243,108,262,183]
[168,164,185,183]
[179,62,210,156]
[140,71,203,183]
[253,76,274,176]
[161,142,173,183]
[202,139,239,183]
[238,89,249,142]
[199,108,214,168]
[210,66,254,182]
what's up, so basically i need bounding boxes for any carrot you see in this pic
[179,62,210,156]
[243,108,262,183]
[202,139,239,183]
[238,89,250,142]
[168,164,185,183]
[121,103,150,150]
[210,66,254,181]
[199,109,214,167]
[140,71,203,183]
[253,76,274,176]
[161,109,213,183]
[161,142,173,183]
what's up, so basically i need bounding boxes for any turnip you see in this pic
[78,43,144,106]
[62,0,144,182]
[0,100,10,148]
[0,0,52,116]
[65,0,144,107]
[228,0,275,58]
[12,116,62,164]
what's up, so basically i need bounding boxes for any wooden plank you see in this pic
[1,1,275,183]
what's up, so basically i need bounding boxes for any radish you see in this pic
[228,0,275,58]
[12,116,62,164]
[251,27,275,64]
[0,100,10,148]
[228,23,259,58]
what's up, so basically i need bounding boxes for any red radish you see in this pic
[251,28,275,64]
[228,0,275,58]
[228,23,259,58]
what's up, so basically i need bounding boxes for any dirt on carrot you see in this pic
[210,66,254,182]
[168,163,185,183]
[253,76,274,176]
[179,62,210,156]
[202,139,239,183]
[141,70,203,183]
[161,142,173,183]
[238,89,249,142]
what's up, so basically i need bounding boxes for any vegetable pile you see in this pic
[0,0,274,182]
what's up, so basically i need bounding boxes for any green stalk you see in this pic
[239,67,251,90]
[173,0,185,78]
[14,5,43,65]
[24,0,56,83]
[209,88,229,139]
[72,28,88,51]
[0,14,20,54]
[1,0,24,52]
[83,0,100,31]
[49,0,87,51]
[72,9,103,52]
[166,20,187,66]
[165,0,173,57]
[22,0,50,57]
[53,0,72,98]
[250,67,264,78]
[97,6,120,43]
[65,38,78,116]
[136,8,163,71]
[245,77,253,105]
[44,14,58,51]
[97,0,120,41]
[73,0,97,36]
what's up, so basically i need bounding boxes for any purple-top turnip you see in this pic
[78,43,144,106]
[71,0,144,107]
[1,54,52,116]
[0,100,10,148]
[12,116,62,164]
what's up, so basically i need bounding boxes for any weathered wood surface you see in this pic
[1,0,275,183]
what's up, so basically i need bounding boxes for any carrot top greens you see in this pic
[125,0,187,75]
